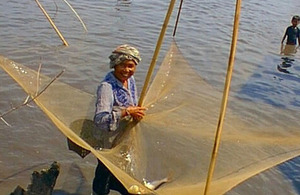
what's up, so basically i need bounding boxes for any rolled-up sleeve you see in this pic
[94,83,122,131]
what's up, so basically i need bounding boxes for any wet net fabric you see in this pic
[1,41,300,194]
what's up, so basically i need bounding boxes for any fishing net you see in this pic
[1,41,300,194]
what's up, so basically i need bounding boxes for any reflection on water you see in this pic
[277,45,300,79]
[237,53,300,110]
[277,57,295,74]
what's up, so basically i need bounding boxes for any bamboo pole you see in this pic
[62,0,88,32]
[0,69,65,119]
[35,0,69,46]
[203,0,242,194]
[173,0,184,36]
[138,0,176,106]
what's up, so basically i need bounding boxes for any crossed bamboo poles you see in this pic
[35,0,87,46]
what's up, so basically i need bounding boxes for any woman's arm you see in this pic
[94,83,122,131]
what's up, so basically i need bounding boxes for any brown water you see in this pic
[1,0,300,194]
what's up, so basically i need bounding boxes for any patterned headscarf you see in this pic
[109,44,141,68]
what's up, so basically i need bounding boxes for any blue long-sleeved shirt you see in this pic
[94,71,138,131]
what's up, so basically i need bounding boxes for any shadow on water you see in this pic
[52,161,96,195]
[278,155,300,194]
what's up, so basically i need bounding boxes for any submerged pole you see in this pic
[138,0,176,106]
[35,0,69,46]
[204,0,242,194]
[173,0,184,36]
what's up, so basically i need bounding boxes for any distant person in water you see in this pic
[281,15,300,45]
[92,44,146,195]
[281,15,300,54]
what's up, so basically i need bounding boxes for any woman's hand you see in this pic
[125,106,147,120]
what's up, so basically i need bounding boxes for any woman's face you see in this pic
[114,60,137,82]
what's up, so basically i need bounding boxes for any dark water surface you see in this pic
[1,0,300,194]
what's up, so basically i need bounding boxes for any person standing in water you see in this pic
[281,15,300,54]
[93,44,147,195]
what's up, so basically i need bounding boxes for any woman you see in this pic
[93,44,146,195]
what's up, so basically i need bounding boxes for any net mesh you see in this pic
[1,41,300,194]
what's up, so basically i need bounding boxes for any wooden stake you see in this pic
[204,0,242,194]
[138,0,176,106]
[35,0,69,46]
[173,0,184,37]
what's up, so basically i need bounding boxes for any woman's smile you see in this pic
[114,60,137,83]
